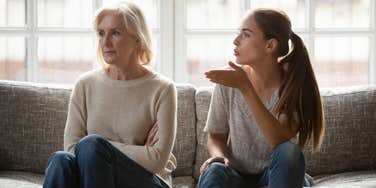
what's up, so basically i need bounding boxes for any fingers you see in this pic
[149,122,158,133]
[200,157,230,174]
[200,162,207,174]
[151,137,159,145]
[224,158,230,167]
[150,123,158,136]
[146,123,159,146]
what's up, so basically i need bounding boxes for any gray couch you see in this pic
[0,80,376,188]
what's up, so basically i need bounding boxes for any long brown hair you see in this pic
[252,8,324,153]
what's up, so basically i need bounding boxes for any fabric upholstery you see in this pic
[304,86,376,175]
[314,171,376,187]
[0,171,196,188]
[172,176,195,188]
[0,171,44,188]
[0,81,71,174]
[194,87,213,178]
[172,84,197,176]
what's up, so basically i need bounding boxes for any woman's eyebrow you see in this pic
[241,28,253,33]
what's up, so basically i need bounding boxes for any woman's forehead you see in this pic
[240,16,258,31]
[98,12,125,29]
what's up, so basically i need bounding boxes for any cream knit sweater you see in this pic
[64,68,177,187]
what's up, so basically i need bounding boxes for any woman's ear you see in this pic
[266,38,278,55]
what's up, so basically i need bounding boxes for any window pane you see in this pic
[250,0,306,28]
[315,0,371,28]
[314,36,369,87]
[0,37,26,81]
[37,36,95,84]
[186,0,245,29]
[0,0,26,27]
[37,0,95,28]
[150,35,160,71]
[186,35,235,86]
[102,0,159,29]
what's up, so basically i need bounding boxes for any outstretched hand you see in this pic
[205,61,252,92]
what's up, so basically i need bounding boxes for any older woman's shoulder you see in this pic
[151,71,175,86]
[73,68,102,85]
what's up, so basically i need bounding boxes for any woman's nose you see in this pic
[233,35,239,46]
[103,35,112,47]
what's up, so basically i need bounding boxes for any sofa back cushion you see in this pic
[304,86,376,175]
[0,81,71,174]
[0,81,196,176]
[194,86,376,178]
[172,84,196,177]
[194,87,213,178]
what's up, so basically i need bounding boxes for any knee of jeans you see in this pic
[272,141,304,167]
[74,134,108,157]
[47,151,75,170]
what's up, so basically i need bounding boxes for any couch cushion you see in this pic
[172,84,196,177]
[313,171,376,187]
[0,171,43,188]
[304,86,376,175]
[0,81,71,174]
[172,176,195,188]
[0,171,197,188]
[194,87,213,179]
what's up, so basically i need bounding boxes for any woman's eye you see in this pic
[113,31,120,36]
[243,32,250,38]
[98,31,105,37]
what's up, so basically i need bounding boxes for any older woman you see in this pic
[43,2,176,188]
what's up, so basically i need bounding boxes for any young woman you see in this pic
[43,2,176,188]
[199,8,325,188]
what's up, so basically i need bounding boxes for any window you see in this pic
[0,0,375,87]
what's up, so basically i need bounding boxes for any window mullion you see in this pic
[174,0,186,82]
[160,0,174,79]
[308,0,315,69]
[370,0,376,84]
[26,0,38,82]
[245,0,250,10]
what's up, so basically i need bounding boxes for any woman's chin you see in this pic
[235,58,246,65]
[103,58,116,64]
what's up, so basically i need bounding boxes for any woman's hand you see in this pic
[199,156,231,174]
[205,61,252,92]
[145,122,159,146]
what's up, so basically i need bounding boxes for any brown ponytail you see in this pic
[253,8,325,153]
[278,32,325,153]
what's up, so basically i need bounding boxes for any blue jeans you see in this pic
[43,134,168,188]
[198,141,312,188]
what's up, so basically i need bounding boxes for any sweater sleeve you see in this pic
[109,83,177,174]
[64,80,87,153]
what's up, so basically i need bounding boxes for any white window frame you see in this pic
[0,0,375,85]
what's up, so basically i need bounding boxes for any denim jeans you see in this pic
[43,134,168,188]
[198,141,312,188]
